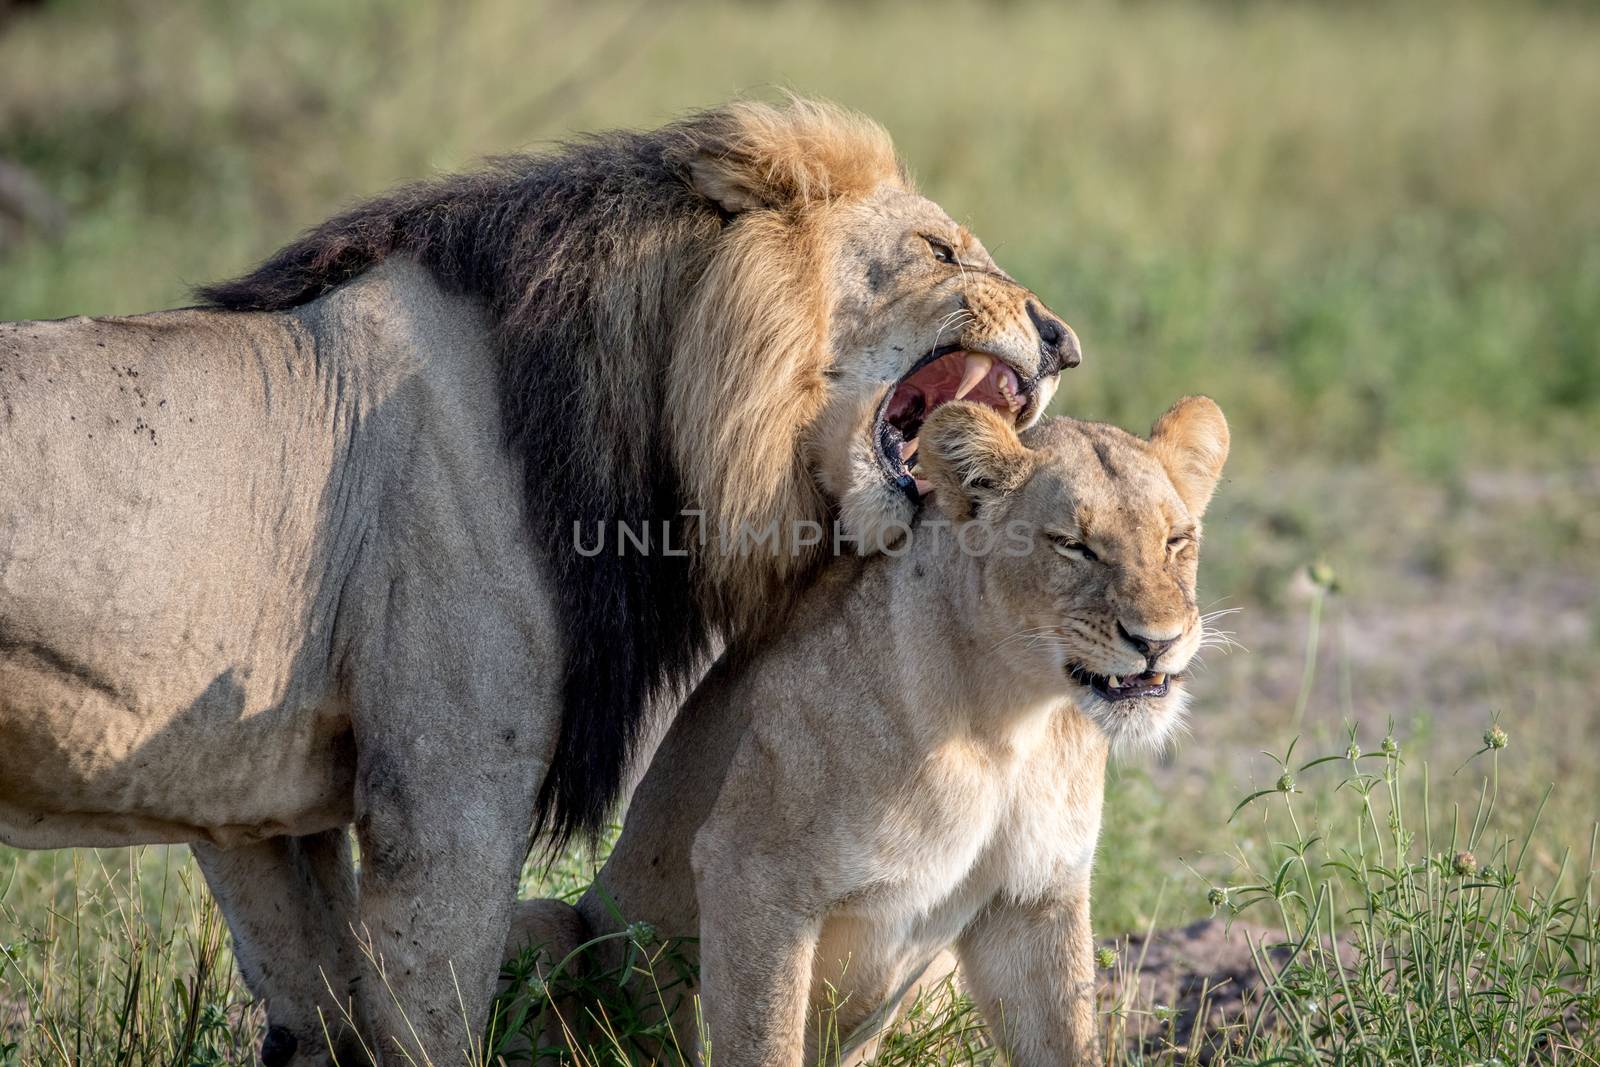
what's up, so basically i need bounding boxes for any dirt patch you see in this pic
[1099,919,1301,1061]
[1182,462,1600,779]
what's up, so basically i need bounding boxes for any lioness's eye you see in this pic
[1050,535,1097,562]
[1167,533,1194,556]
[924,236,957,265]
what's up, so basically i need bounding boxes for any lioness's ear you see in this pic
[1149,395,1230,518]
[917,402,1034,522]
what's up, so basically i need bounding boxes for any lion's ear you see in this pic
[684,150,778,215]
[1149,395,1230,519]
[678,99,903,216]
[917,402,1034,522]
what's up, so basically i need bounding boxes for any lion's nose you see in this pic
[1027,301,1081,373]
[1117,621,1178,665]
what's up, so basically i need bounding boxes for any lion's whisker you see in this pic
[931,309,975,352]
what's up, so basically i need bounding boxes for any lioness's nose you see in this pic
[1027,301,1081,373]
[1118,621,1178,664]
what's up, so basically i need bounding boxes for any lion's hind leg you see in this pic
[192,829,363,1066]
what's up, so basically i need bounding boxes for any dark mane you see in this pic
[199,121,726,850]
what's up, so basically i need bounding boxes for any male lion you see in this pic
[506,397,1230,1066]
[0,99,1077,1063]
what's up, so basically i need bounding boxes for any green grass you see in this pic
[1210,724,1598,1063]
[0,850,254,1065]
[3,0,1599,1063]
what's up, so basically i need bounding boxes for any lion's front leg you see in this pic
[192,830,362,1066]
[346,706,544,1064]
[954,879,1101,1067]
[341,566,557,1063]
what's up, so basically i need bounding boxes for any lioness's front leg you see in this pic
[955,879,1101,1066]
[691,834,820,1067]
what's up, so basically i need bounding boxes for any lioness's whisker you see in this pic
[1199,607,1243,625]
[1196,627,1247,655]
[990,625,1068,653]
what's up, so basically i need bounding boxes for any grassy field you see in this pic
[3,0,1598,1063]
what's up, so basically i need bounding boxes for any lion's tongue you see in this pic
[899,353,1023,421]
[887,352,1024,459]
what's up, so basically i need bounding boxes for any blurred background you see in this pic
[1,0,1597,1059]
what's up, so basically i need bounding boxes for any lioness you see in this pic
[0,100,1076,1063]
[508,396,1230,1066]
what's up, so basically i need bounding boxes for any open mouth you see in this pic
[1066,666,1174,702]
[875,346,1038,501]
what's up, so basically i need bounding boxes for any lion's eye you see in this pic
[1050,535,1097,562]
[924,236,957,265]
[1166,533,1194,557]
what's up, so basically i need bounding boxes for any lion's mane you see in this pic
[197,100,903,846]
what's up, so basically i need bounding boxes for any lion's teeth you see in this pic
[1150,672,1166,684]
[954,353,993,400]
[994,364,1023,411]
[901,437,919,461]
[1107,675,1121,688]
[913,478,934,498]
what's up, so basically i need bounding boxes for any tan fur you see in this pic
[1149,394,1231,517]
[507,398,1230,1066]
[915,402,1036,520]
